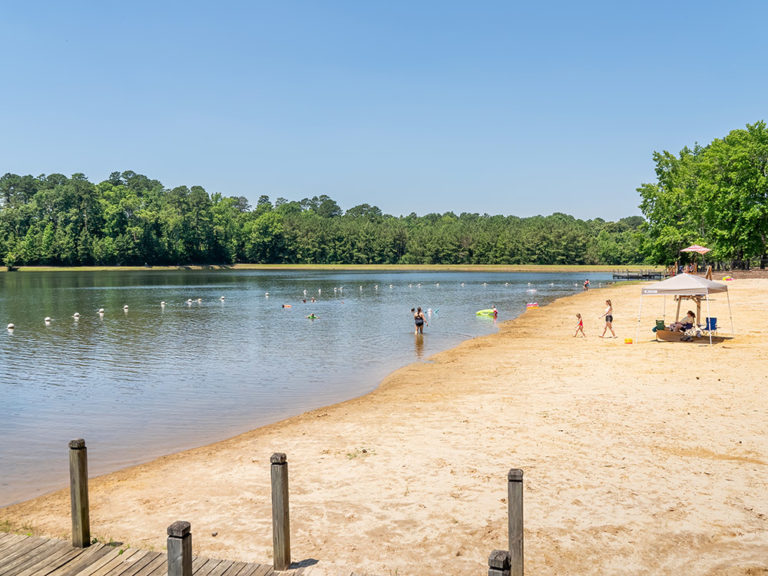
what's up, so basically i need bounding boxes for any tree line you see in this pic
[638,121,768,267]
[0,171,645,267]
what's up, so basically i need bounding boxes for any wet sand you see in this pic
[1,279,767,575]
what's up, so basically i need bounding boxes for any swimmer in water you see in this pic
[414,306,427,334]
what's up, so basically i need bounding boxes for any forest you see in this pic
[0,171,644,267]
[1,121,765,268]
[638,121,768,267]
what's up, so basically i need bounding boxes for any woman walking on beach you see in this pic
[414,306,427,334]
[599,299,616,338]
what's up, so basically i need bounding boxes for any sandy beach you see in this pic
[1,278,767,575]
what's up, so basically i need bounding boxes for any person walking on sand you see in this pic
[599,299,616,338]
[574,313,585,337]
[414,306,427,335]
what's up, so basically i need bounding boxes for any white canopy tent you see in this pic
[636,273,734,344]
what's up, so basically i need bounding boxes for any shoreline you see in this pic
[2,263,659,273]
[2,279,766,574]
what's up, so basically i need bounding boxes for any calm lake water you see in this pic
[0,270,612,506]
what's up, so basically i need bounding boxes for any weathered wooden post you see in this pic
[271,452,291,571]
[69,438,90,548]
[508,468,524,576]
[167,521,192,576]
[489,549,511,576]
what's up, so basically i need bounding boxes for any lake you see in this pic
[0,269,612,506]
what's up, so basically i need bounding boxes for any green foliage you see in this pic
[0,170,647,266]
[638,121,768,264]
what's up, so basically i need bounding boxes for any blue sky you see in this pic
[1,1,766,221]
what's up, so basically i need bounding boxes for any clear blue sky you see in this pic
[1,1,766,221]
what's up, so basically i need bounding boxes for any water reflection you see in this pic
[414,333,425,359]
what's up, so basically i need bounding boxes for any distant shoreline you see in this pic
[2,263,660,273]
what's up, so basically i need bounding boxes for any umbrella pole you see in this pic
[706,293,712,345]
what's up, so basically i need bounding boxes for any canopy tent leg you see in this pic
[706,293,712,345]
[727,290,735,335]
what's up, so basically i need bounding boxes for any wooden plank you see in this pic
[194,558,223,576]
[5,540,78,576]
[57,547,126,576]
[233,564,268,576]
[140,555,170,576]
[44,544,112,576]
[204,560,239,576]
[190,556,210,575]
[99,549,153,576]
[0,535,48,567]
[13,544,91,576]
[78,548,142,576]
[0,537,61,573]
[123,552,165,576]
[248,564,272,576]
[0,532,18,546]
[0,533,31,554]
[218,561,249,576]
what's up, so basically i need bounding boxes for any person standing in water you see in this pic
[414,306,427,334]
[599,299,616,338]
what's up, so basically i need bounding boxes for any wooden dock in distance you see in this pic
[0,532,339,576]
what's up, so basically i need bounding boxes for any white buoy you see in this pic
[160,301,166,306]
[197,298,202,303]
[461,283,465,287]
[389,284,393,289]
[98,308,105,314]
[318,288,321,294]
[374,285,378,290]
[44,317,51,324]
[435,283,439,287]
[7,323,14,330]
[220,296,225,301]
[359,286,363,291]
[73,312,80,319]
[303,289,307,295]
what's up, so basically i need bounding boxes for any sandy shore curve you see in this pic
[1,279,767,575]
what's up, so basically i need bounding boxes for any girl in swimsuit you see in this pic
[599,299,616,338]
[414,306,427,335]
[574,313,585,337]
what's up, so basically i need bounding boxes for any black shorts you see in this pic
[605,315,613,323]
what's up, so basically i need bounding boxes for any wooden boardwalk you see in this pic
[0,532,349,576]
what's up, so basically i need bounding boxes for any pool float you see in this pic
[526,302,539,309]
[476,309,495,316]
